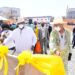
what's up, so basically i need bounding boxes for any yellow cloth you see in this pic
[34,26,39,39]
[16,51,66,75]
[0,45,8,75]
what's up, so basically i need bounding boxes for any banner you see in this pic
[16,51,66,75]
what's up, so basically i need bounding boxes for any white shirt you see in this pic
[3,26,37,53]
[58,32,66,50]
[1,30,12,38]
[1,30,15,48]
[41,27,45,39]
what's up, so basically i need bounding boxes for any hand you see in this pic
[68,53,72,61]
[55,50,60,56]
[31,46,34,50]
[2,43,5,45]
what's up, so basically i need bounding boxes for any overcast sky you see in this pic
[0,0,75,17]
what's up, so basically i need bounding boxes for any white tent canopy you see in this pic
[0,16,8,20]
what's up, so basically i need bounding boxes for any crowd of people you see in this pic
[0,18,52,54]
[0,17,74,74]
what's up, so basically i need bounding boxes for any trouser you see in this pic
[72,41,75,48]
[60,50,69,75]
[41,38,47,54]
[62,57,68,75]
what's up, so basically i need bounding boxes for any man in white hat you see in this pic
[3,18,37,55]
[49,17,71,74]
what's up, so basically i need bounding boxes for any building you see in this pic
[0,7,20,20]
[66,8,75,19]
[25,16,54,24]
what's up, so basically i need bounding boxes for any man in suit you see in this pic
[38,23,49,54]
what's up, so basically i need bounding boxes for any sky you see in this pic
[0,0,75,17]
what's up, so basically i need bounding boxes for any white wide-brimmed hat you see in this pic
[17,18,25,24]
[51,17,67,25]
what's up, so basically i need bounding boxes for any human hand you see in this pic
[54,50,60,56]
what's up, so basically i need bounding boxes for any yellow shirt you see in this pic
[34,26,39,39]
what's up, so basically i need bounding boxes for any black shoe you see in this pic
[45,52,47,54]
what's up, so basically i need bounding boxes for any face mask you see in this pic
[54,27,61,31]
[18,24,24,29]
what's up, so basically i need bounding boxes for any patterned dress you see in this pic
[49,29,71,73]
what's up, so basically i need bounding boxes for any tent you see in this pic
[0,16,8,20]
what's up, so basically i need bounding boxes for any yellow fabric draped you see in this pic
[0,45,8,75]
[16,51,66,75]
